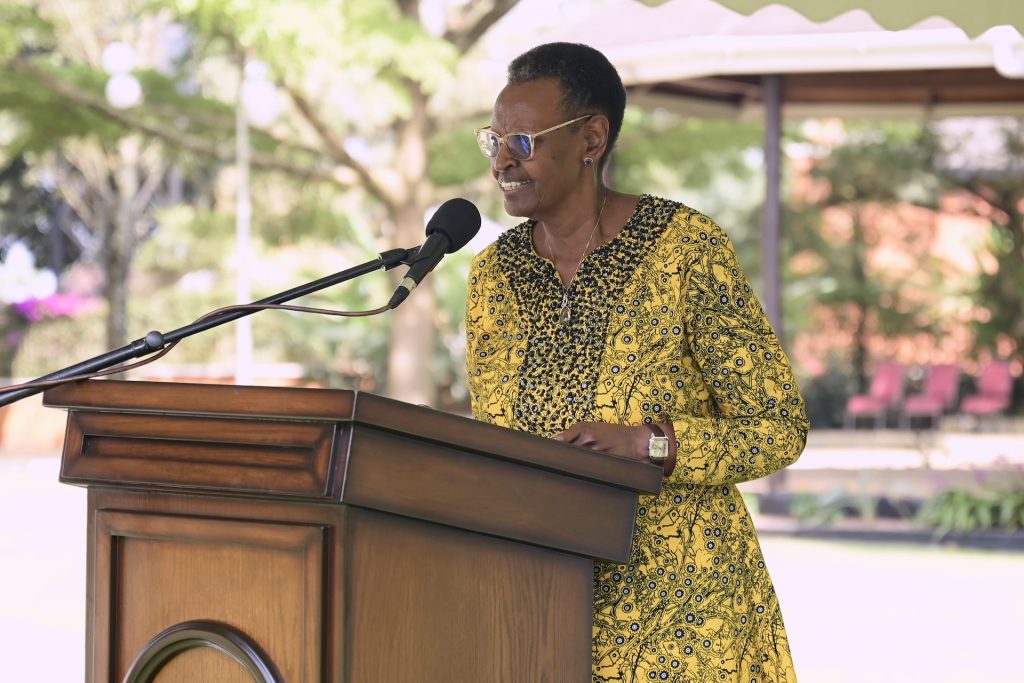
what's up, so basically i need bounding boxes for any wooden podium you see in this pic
[44,380,661,683]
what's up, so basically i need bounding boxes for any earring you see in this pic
[583,157,594,166]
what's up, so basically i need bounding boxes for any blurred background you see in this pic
[2,0,1023,680]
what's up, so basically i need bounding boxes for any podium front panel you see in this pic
[345,508,592,683]
[90,502,327,682]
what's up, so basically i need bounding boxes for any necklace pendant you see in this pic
[558,292,571,324]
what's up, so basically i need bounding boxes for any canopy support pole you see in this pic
[761,73,783,343]
[761,74,787,497]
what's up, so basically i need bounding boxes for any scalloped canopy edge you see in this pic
[632,0,1023,38]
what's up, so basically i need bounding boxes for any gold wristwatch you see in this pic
[647,425,669,464]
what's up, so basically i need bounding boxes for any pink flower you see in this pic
[11,293,89,322]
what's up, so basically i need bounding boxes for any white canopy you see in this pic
[639,0,1024,39]
[488,0,1024,119]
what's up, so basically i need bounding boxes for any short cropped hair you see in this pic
[507,42,627,164]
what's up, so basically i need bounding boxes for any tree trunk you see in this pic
[385,83,435,405]
[104,138,140,349]
[0,308,29,380]
[850,209,869,393]
[102,216,130,349]
[387,202,437,405]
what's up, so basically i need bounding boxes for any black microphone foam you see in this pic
[388,198,482,309]
[425,197,481,254]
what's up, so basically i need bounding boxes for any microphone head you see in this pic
[426,198,482,253]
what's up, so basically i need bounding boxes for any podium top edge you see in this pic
[43,379,663,494]
[44,378,359,420]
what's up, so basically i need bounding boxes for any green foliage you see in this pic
[137,205,235,277]
[167,0,345,68]
[798,360,855,429]
[789,490,847,527]
[253,180,360,247]
[169,0,456,107]
[972,221,1024,354]
[938,119,1024,364]
[432,248,475,409]
[740,491,760,516]
[0,67,121,154]
[788,489,901,529]
[0,2,54,61]
[612,109,764,266]
[344,0,458,92]
[614,109,762,202]
[130,286,236,365]
[790,121,955,388]
[812,122,941,206]
[255,251,394,389]
[428,123,488,188]
[132,197,396,382]
[916,488,1024,538]
[133,230,398,384]
[13,309,108,376]
[0,0,513,402]
[0,156,80,271]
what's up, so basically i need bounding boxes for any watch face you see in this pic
[649,436,669,463]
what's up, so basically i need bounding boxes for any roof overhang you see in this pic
[465,0,1024,121]
[608,25,1024,119]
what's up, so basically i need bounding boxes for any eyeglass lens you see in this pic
[476,130,533,160]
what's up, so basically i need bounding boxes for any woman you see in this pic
[465,42,808,683]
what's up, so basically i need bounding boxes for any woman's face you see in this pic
[489,78,589,220]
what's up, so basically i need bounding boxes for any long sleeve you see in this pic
[667,219,809,486]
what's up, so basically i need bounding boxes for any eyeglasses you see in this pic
[474,115,592,161]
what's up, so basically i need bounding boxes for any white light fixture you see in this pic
[241,79,281,128]
[105,73,143,109]
[101,41,136,75]
[240,60,281,129]
[102,41,142,109]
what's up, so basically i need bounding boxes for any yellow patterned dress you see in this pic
[465,194,808,683]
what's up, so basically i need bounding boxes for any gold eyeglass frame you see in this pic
[475,114,593,161]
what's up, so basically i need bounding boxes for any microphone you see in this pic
[388,198,481,309]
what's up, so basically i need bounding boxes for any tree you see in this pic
[4,1,801,407]
[0,2,194,351]
[3,0,517,404]
[613,108,765,265]
[163,0,516,404]
[794,122,946,391]
[0,155,82,275]
[936,118,1024,366]
[0,138,101,381]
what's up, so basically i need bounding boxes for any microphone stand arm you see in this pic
[0,247,417,407]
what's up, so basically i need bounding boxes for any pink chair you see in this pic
[901,364,961,429]
[961,361,1013,420]
[845,362,906,428]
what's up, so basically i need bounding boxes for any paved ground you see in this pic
[762,536,1024,683]
[2,454,1022,682]
[0,456,86,681]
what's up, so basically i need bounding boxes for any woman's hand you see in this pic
[552,422,650,462]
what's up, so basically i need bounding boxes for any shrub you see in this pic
[915,488,1024,537]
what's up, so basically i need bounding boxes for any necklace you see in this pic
[540,193,608,325]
